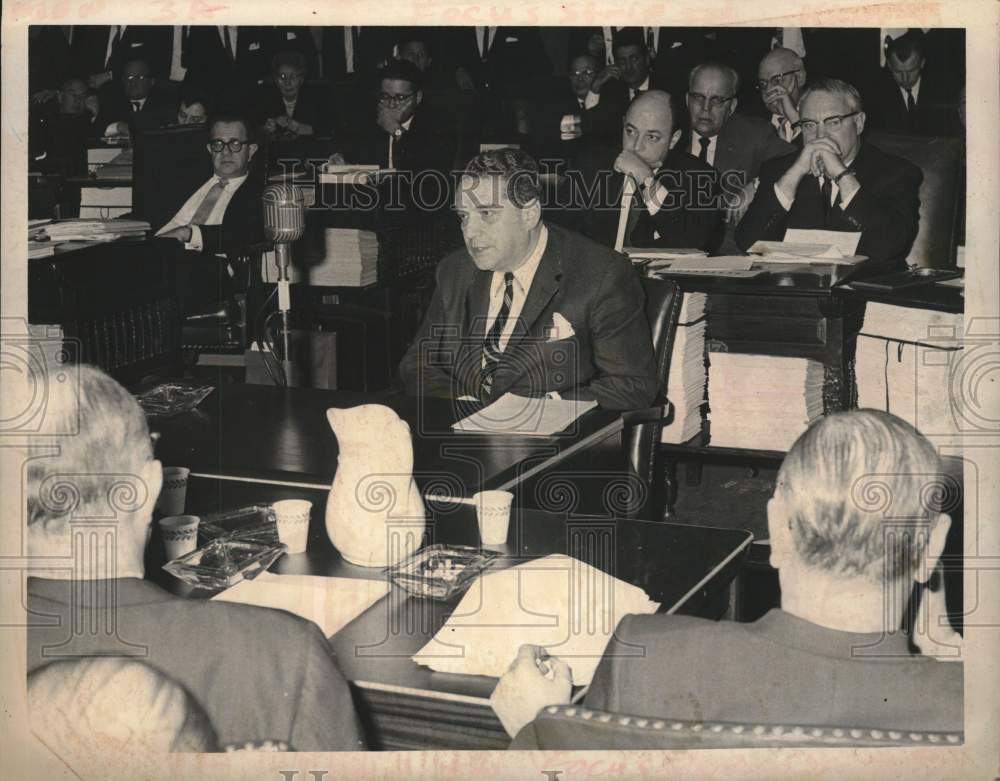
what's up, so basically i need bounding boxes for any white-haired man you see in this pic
[492,409,962,742]
[24,365,364,751]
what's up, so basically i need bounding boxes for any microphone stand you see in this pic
[274,238,296,386]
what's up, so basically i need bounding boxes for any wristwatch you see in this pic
[832,168,856,184]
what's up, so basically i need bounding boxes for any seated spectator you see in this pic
[491,409,962,741]
[736,78,922,271]
[154,113,265,314]
[528,52,620,170]
[678,63,794,226]
[99,57,176,137]
[29,658,219,759]
[24,365,365,751]
[573,91,721,252]
[343,60,456,175]
[252,49,329,141]
[29,76,107,175]
[867,31,961,137]
[174,87,214,126]
[398,148,657,411]
[757,47,808,144]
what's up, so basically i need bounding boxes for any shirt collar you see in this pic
[752,609,916,659]
[401,116,414,132]
[491,224,549,298]
[215,173,249,189]
[630,76,650,94]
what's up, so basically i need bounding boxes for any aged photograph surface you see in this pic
[1,2,997,780]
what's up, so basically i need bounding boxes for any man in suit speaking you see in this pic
[398,148,657,411]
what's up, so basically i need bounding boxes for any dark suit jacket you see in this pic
[735,141,922,270]
[343,102,456,178]
[99,86,176,134]
[446,27,552,96]
[70,25,173,80]
[678,112,795,197]
[319,26,396,82]
[528,84,621,168]
[397,222,657,411]
[866,69,961,137]
[27,577,364,751]
[575,148,722,252]
[251,83,331,138]
[182,26,276,105]
[561,610,963,734]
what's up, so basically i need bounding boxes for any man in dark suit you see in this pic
[492,409,961,741]
[589,29,666,113]
[736,78,922,271]
[98,57,176,137]
[182,26,276,109]
[867,31,960,137]
[757,48,808,144]
[70,25,173,87]
[575,91,721,253]
[677,62,794,234]
[25,365,366,752]
[154,114,264,313]
[398,148,656,411]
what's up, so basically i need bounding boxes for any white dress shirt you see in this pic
[475,27,497,59]
[156,174,248,251]
[628,76,651,101]
[690,132,719,167]
[899,77,922,106]
[218,26,238,56]
[774,153,860,212]
[483,225,549,358]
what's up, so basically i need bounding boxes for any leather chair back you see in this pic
[511,704,963,750]
[866,130,964,268]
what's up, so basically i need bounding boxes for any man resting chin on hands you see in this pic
[490,644,573,737]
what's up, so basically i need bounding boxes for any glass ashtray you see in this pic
[388,544,498,600]
[200,504,279,545]
[163,539,285,590]
[136,383,214,417]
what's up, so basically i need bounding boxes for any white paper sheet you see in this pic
[452,393,597,436]
[784,229,862,256]
[212,572,389,638]
[412,554,660,686]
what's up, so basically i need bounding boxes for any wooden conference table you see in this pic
[150,384,754,749]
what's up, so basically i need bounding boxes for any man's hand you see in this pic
[159,225,193,243]
[88,71,113,90]
[376,104,404,136]
[726,179,759,225]
[777,137,843,200]
[489,644,573,738]
[763,84,800,124]
[263,118,278,135]
[614,150,654,188]
[912,582,963,662]
[31,89,57,105]
[84,95,100,119]
[590,64,622,94]
[455,66,476,91]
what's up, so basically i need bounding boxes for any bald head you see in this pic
[622,90,676,167]
[758,47,806,113]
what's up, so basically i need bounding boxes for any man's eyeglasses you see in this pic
[570,68,596,78]
[756,69,800,90]
[276,72,304,83]
[208,139,249,153]
[377,92,415,106]
[799,111,860,133]
[124,74,151,82]
[688,92,734,110]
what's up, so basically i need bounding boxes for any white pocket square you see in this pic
[249,42,261,51]
[505,36,519,42]
[546,312,575,341]
[130,42,142,47]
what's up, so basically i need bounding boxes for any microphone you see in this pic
[262,184,306,385]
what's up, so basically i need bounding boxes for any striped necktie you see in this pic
[190,178,227,225]
[480,272,515,400]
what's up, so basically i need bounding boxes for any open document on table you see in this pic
[453,393,597,436]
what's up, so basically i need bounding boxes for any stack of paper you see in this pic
[661,292,707,444]
[39,218,149,243]
[318,229,379,286]
[29,244,56,259]
[707,353,825,451]
[212,572,389,638]
[413,554,660,686]
[453,393,597,436]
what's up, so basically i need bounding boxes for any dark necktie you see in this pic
[131,101,142,113]
[698,136,710,164]
[190,178,227,225]
[481,27,490,61]
[480,272,515,400]
[820,176,833,217]
[905,87,916,112]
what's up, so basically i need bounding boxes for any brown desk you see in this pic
[158,478,753,750]
[152,383,625,496]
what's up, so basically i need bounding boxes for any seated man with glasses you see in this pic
[677,63,793,231]
[736,78,922,272]
[100,57,175,137]
[757,48,808,144]
[154,113,265,314]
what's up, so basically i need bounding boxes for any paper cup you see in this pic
[156,467,190,517]
[272,499,312,555]
[159,515,199,561]
[474,490,513,545]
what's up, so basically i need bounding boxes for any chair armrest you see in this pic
[621,403,674,428]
